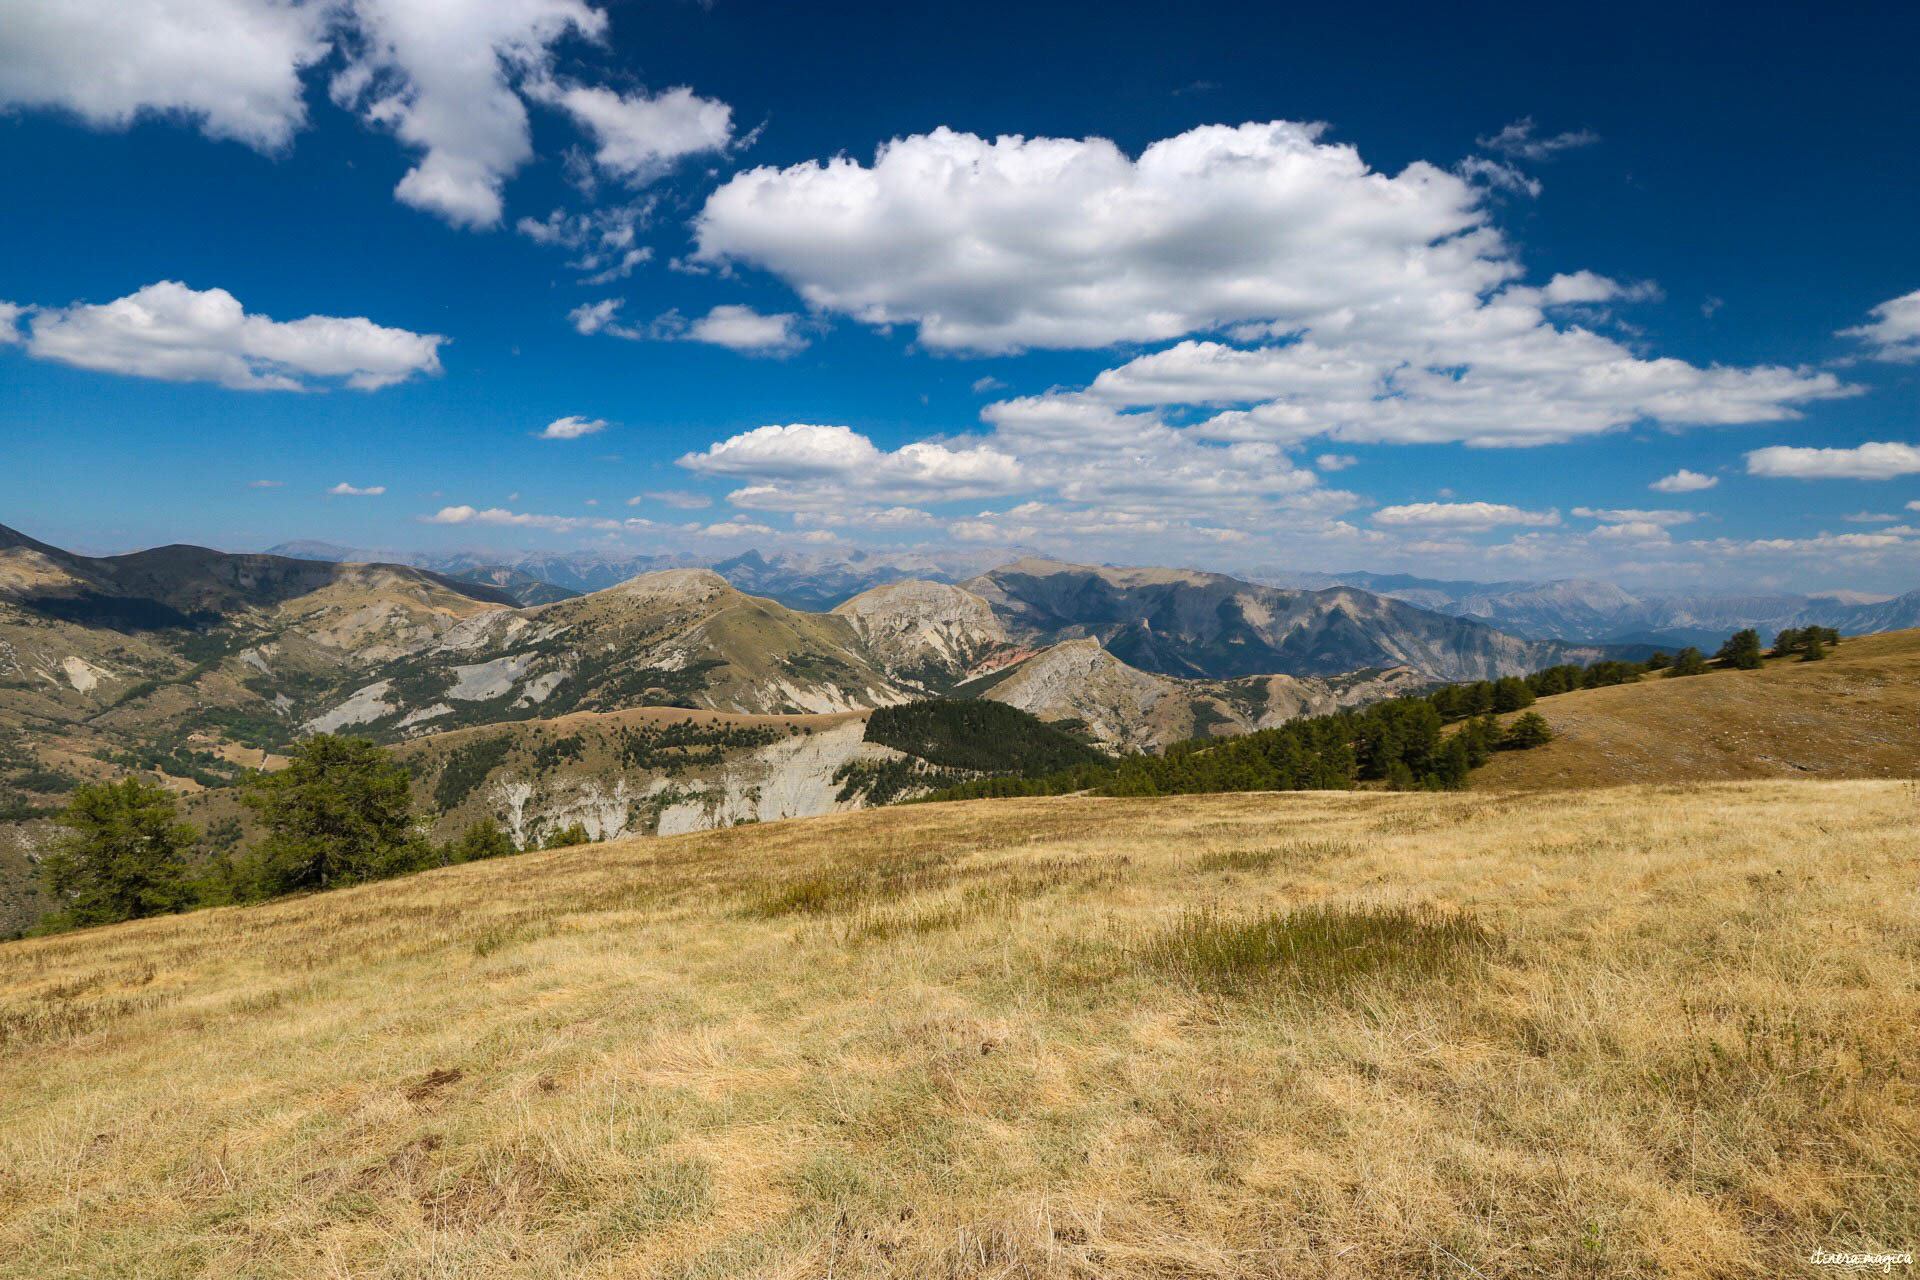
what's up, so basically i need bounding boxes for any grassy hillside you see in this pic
[1473,627,1920,790]
[1,781,1912,1277]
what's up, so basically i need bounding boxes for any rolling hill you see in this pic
[1,780,1910,1276]
[1471,627,1920,790]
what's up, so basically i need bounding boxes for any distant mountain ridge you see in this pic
[266,541,1006,610]
[1264,568,1920,648]
[963,558,1624,682]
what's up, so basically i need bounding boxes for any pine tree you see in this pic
[1492,677,1535,712]
[443,820,518,864]
[1802,631,1827,661]
[243,735,427,895]
[1666,647,1709,677]
[1714,629,1764,670]
[1501,712,1554,750]
[41,779,195,928]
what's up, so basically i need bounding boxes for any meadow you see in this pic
[0,780,1913,1278]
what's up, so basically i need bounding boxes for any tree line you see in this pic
[32,735,592,934]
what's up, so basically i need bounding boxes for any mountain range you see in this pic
[267,538,1920,649]
[1263,569,1920,649]
[0,523,1631,792]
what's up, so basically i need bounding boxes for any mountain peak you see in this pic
[600,566,738,606]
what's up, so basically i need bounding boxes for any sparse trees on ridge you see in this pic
[1772,626,1839,659]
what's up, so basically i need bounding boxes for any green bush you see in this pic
[542,822,592,850]
[443,820,518,863]
[1714,629,1764,670]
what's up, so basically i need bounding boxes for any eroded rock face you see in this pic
[302,680,396,734]
[466,716,909,846]
[832,580,1009,687]
[656,718,904,835]
[982,638,1170,752]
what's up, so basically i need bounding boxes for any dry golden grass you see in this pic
[1,782,1915,1278]
[1474,628,1920,790]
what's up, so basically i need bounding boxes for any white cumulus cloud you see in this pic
[0,0,329,150]
[683,305,807,356]
[537,414,607,439]
[1372,501,1560,530]
[695,121,1509,354]
[1839,288,1920,363]
[682,424,1022,496]
[1745,441,1920,480]
[330,0,606,229]
[1650,469,1718,493]
[5,281,444,390]
[691,120,1847,450]
[526,79,731,186]
[328,482,386,496]
[0,0,736,232]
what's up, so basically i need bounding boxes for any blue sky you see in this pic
[2,0,1918,592]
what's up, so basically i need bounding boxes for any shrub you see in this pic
[444,820,518,863]
[542,822,592,850]
[1665,647,1710,678]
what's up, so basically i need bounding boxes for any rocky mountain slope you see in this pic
[0,523,514,794]
[959,637,1427,753]
[310,569,923,742]
[829,580,1022,690]
[964,558,1621,682]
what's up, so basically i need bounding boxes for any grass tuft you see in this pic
[1134,901,1499,994]
[1193,837,1356,874]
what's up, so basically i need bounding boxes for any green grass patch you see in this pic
[1193,837,1358,874]
[1134,902,1499,995]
